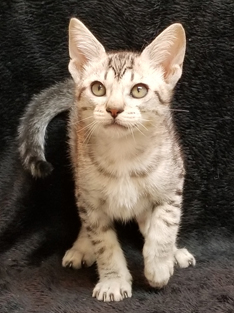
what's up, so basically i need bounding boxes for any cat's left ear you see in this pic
[141,23,186,88]
[68,18,106,83]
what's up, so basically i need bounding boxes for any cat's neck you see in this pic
[90,122,170,161]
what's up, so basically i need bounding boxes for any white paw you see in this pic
[92,278,132,302]
[62,245,96,269]
[174,248,196,268]
[144,256,174,288]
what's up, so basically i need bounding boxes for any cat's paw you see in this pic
[144,256,174,288]
[174,248,196,268]
[92,277,132,302]
[62,246,96,269]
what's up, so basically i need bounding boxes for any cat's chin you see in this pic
[101,121,130,138]
[104,121,128,131]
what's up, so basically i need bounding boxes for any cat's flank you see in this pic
[18,18,195,302]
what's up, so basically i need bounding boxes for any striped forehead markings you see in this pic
[104,53,135,80]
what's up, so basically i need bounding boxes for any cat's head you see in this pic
[68,18,186,138]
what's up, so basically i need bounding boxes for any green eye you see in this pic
[131,83,148,99]
[91,81,106,97]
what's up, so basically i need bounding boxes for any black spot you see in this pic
[78,206,87,215]
[86,225,92,232]
[91,239,102,246]
[102,224,113,232]
[97,246,105,255]
[175,189,183,196]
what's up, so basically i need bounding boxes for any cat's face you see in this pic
[69,18,186,138]
[77,52,171,137]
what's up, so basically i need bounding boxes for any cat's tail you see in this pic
[18,78,74,178]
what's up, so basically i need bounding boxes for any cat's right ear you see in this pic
[68,18,106,83]
[141,23,186,88]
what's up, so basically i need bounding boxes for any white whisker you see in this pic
[77,121,97,133]
[83,122,99,144]
[140,118,151,122]
[134,124,147,137]
[69,116,93,126]
[129,125,136,143]
[168,108,189,113]
[138,122,149,132]
[85,122,98,141]
[78,115,94,122]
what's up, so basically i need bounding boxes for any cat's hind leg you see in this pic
[62,224,96,269]
[174,247,196,268]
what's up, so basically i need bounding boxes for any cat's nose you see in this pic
[106,107,124,118]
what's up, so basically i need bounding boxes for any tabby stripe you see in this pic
[173,203,181,208]
[130,169,149,178]
[121,66,133,79]
[77,87,86,101]
[175,189,182,196]
[78,206,86,215]
[178,172,185,179]
[161,218,179,227]
[88,151,117,178]
[103,271,118,278]
[154,90,167,105]
[168,199,181,208]
[104,70,108,80]
[97,246,105,255]
[86,225,92,232]
[130,156,158,177]
[101,224,113,232]
[91,239,102,246]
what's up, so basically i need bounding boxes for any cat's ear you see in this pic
[68,18,106,83]
[141,23,186,88]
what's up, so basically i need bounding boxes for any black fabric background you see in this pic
[0,1,234,312]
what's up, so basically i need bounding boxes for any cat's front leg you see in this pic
[81,208,132,302]
[89,215,132,302]
[137,200,195,288]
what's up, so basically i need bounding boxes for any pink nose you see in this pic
[106,108,124,118]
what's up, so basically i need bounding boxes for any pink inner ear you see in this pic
[162,57,172,79]
[162,47,183,78]
[161,39,184,79]
[75,53,88,71]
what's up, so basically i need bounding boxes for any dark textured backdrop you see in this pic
[0,1,234,312]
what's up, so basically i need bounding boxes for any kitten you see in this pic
[18,18,195,302]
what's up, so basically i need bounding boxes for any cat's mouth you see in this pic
[104,120,127,130]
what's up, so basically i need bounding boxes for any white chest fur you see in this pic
[82,168,151,221]
[79,133,169,221]
[102,175,150,220]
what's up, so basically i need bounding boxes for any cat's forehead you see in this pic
[105,52,138,80]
